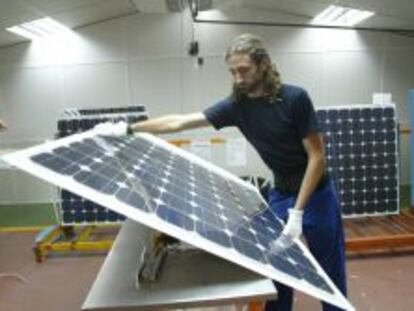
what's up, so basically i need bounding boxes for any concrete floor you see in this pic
[1,231,414,311]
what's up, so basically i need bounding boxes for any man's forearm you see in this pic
[129,113,210,134]
[129,115,184,134]
[294,155,325,211]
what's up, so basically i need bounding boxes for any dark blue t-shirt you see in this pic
[203,84,320,193]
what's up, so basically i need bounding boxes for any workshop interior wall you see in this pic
[0,7,413,204]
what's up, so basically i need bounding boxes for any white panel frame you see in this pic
[2,131,354,310]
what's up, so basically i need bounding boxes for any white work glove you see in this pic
[269,208,303,254]
[93,121,128,136]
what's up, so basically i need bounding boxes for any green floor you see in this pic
[0,185,411,228]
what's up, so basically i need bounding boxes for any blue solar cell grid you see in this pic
[316,105,399,216]
[29,134,337,296]
[60,189,126,223]
[2,131,355,309]
[56,106,147,225]
[57,112,147,138]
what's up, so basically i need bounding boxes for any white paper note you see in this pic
[227,137,246,167]
[372,93,392,106]
[190,139,212,161]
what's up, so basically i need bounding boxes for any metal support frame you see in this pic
[33,225,116,262]
[83,219,276,311]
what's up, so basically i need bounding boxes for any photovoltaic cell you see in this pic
[316,105,399,216]
[2,131,354,310]
[56,106,148,225]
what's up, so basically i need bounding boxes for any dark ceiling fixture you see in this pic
[186,0,414,38]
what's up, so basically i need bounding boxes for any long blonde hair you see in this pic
[225,33,282,103]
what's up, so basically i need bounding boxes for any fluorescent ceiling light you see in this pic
[312,5,375,27]
[6,17,72,40]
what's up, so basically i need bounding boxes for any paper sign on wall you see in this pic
[227,137,246,167]
[190,139,212,161]
[373,93,393,106]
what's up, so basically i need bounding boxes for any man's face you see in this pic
[227,53,263,95]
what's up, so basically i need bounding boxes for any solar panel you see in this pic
[317,105,399,216]
[56,106,148,225]
[2,131,354,310]
[57,106,147,138]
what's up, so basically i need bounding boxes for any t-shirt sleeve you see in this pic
[293,89,320,138]
[203,96,238,130]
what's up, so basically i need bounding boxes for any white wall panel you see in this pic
[323,51,383,106]
[125,14,183,59]
[273,52,324,107]
[180,56,231,114]
[0,44,31,69]
[63,63,129,109]
[64,18,127,64]
[383,50,414,124]
[0,67,63,142]
[320,29,386,52]
[0,8,413,204]
[129,59,181,116]
[0,169,53,204]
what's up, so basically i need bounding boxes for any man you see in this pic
[97,33,347,311]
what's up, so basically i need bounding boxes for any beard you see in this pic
[233,77,262,96]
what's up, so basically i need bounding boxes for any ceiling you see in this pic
[0,0,413,48]
[234,0,414,30]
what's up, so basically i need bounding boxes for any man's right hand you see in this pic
[269,208,303,254]
[93,121,129,136]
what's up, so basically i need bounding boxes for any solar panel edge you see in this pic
[394,111,401,215]
[317,103,395,110]
[1,132,354,311]
[59,106,147,119]
[59,111,148,121]
[381,105,400,216]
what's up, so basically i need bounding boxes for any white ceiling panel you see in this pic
[0,0,413,48]
[0,0,137,47]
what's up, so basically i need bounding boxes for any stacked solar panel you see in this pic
[57,107,147,138]
[317,105,399,216]
[56,106,148,224]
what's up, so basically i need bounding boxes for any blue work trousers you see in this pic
[265,179,347,311]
